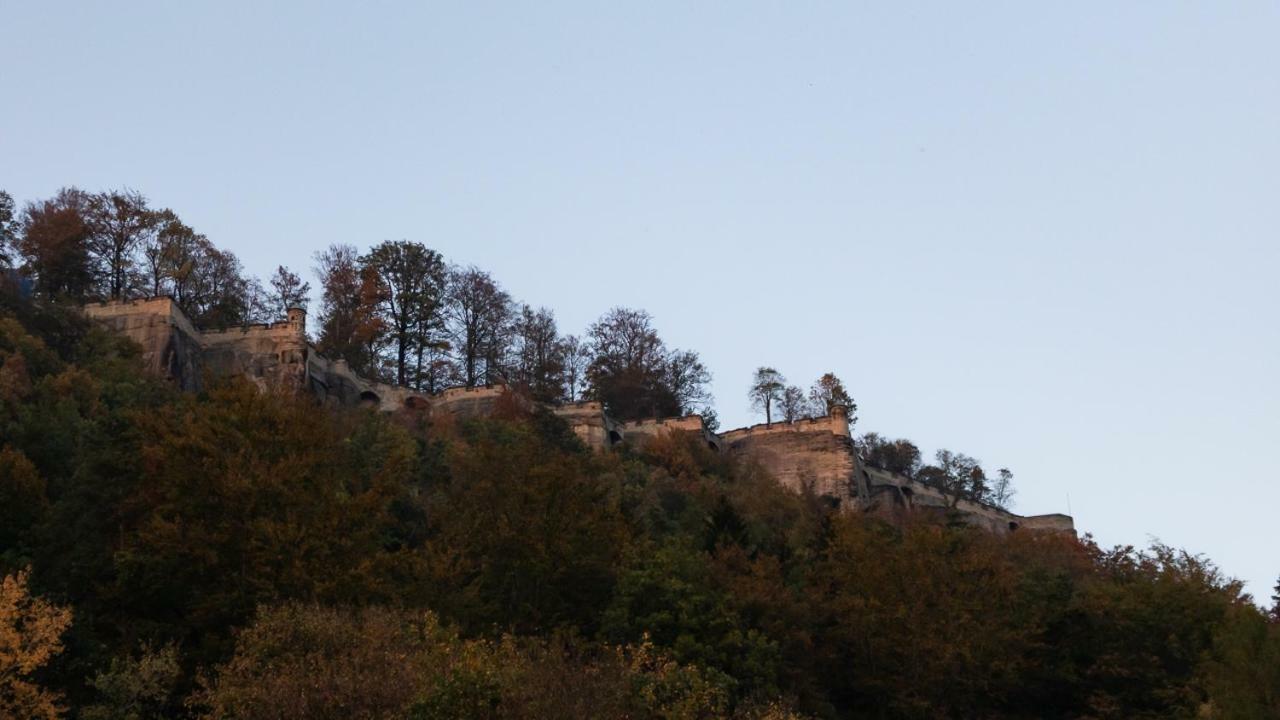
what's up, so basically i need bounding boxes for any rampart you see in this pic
[83,298,1073,535]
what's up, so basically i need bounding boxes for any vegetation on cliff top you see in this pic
[0,281,1278,718]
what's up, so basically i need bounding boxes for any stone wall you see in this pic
[720,409,862,508]
[82,299,1073,535]
[84,297,204,391]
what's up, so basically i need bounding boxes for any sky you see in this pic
[2,2,1277,599]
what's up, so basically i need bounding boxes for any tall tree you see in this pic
[748,367,786,425]
[268,265,311,320]
[86,189,159,299]
[16,188,95,299]
[445,266,512,387]
[989,468,1016,510]
[662,349,712,417]
[778,385,812,423]
[361,241,446,386]
[585,307,682,420]
[138,209,188,298]
[560,334,591,403]
[0,191,15,266]
[809,372,856,425]
[313,244,384,375]
[511,305,565,402]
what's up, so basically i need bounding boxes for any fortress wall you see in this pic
[552,402,623,450]
[199,319,309,393]
[81,301,1075,535]
[621,415,722,449]
[84,297,203,391]
[722,416,860,507]
[861,465,1075,535]
[430,385,509,419]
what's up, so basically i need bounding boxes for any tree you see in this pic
[81,644,182,720]
[809,372,856,425]
[1272,577,1280,622]
[585,308,694,420]
[445,266,512,388]
[857,433,922,477]
[916,449,988,508]
[267,265,310,320]
[989,467,1016,510]
[137,209,190,298]
[778,385,812,423]
[361,241,446,386]
[511,305,564,402]
[16,188,95,299]
[748,367,786,425]
[313,244,385,376]
[183,240,256,328]
[560,334,591,403]
[662,349,712,417]
[85,189,159,299]
[0,191,16,266]
[0,569,72,720]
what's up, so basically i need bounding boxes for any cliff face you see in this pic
[83,298,1074,535]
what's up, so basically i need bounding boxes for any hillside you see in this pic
[1,287,1278,718]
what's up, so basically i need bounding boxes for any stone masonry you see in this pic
[84,297,1074,535]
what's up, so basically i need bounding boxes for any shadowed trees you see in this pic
[445,265,512,388]
[361,240,447,386]
[584,307,711,421]
[15,189,95,300]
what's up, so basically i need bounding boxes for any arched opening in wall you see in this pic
[608,430,623,446]
[359,391,381,408]
[708,440,720,452]
[404,396,430,411]
[1008,521,1020,532]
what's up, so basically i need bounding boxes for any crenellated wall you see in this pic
[83,298,1073,535]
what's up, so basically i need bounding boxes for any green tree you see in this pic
[362,240,447,386]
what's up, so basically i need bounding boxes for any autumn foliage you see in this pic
[0,289,1277,719]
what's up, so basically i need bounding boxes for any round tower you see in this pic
[286,306,306,333]
[828,403,851,437]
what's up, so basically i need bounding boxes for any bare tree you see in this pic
[778,385,813,423]
[748,367,786,425]
[445,266,513,387]
[560,334,591,402]
[989,468,1016,510]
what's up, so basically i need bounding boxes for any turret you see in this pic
[829,403,851,437]
[286,306,306,333]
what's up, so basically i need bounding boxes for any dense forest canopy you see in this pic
[0,187,1277,718]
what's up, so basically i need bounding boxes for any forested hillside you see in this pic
[1,287,1278,719]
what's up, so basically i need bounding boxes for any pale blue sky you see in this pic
[3,2,1277,599]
